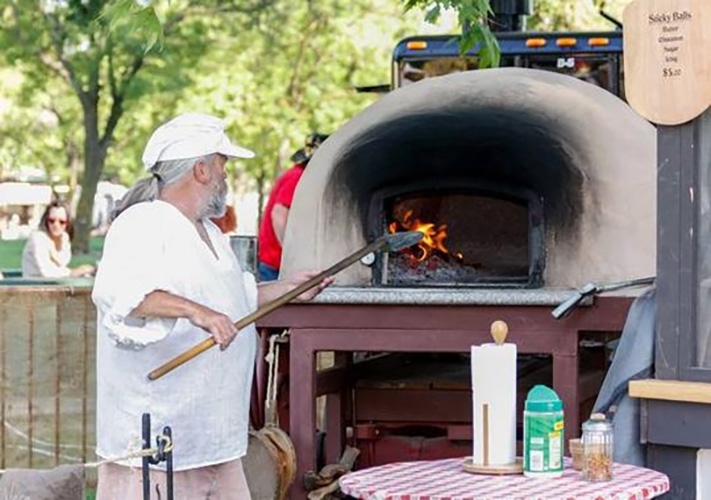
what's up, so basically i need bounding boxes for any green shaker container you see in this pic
[523,384,564,478]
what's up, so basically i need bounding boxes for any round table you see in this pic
[339,458,670,500]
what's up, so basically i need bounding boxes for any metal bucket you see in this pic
[229,235,258,275]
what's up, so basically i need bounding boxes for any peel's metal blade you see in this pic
[384,231,424,252]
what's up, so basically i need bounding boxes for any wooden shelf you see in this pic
[629,379,711,404]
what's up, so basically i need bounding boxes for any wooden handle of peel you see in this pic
[147,236,389,381]
[483,403,489,467]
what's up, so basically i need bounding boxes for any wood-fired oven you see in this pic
[282,68,655,288]
[263,68,657,496]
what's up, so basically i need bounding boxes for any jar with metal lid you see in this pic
[582,413,613,482]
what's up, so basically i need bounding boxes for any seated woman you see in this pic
[22,202,95,278]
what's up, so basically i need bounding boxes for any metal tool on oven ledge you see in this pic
[551,276,655,319]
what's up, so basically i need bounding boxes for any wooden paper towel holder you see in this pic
[462,457,523,475]
[490,319,508,345]
[462,321,524,475]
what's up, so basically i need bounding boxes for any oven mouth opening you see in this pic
[369,185,545,288]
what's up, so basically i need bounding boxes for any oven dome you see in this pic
[281,67,656,288]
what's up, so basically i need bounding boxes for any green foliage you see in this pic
[0,0,423,191]
[527,0,631,31]
[0,0,281,250]
[0,0,634,242]
[103,0,426,192]
[100,0,164,53]
[403,0,500,67]
[0,239,24,271]
[174,0,413,187]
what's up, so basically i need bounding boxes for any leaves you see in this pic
[0,0,634,247]
[527,0,631,31]
[99,0,136,32]
[403,0,500,67]
[171,0,421,190]
[99,0,165,54]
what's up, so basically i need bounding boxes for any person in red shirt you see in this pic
[257,133,327,281]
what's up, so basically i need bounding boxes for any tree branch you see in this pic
[42,11,87,102]
[101,49,145,147]
[46,104,66,128]
[285,14,327,109]
[163,0,275,36]
[9,2,22,43]
[107,37,118,100]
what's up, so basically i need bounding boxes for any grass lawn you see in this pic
[0,236,105,273]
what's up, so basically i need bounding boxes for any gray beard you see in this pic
[202,181,227,218]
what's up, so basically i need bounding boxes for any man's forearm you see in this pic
[256,271,331,306]
[130,290,201,320]
[256,281,290,307]
[130,291,240,347]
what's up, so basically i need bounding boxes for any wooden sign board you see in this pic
[623,0,711,125]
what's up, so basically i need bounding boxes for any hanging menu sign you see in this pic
[623,0,711,125]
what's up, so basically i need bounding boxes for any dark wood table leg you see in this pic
[325,352,351,465]
[553,353,580,441]
[290,329,317,500]
[251,328,269,429]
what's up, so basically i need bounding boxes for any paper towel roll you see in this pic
[471,342,517,466]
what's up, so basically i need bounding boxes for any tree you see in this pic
[0,0,273,252]
[0,68,84,192]
[1,0,620,246]
[173,0,425,222]
[528,0,631,31]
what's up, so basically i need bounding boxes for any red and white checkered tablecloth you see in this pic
[339,458,670,500]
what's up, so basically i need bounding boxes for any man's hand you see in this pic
[187,304,238,350]
[288,270,334,301]
[71,264,96,277]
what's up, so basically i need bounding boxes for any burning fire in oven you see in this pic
[388,210,464,263]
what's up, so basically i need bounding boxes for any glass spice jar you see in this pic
[582,413,613,482]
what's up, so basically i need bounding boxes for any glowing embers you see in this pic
[381,193,532,286]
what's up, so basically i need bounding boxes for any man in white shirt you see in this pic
[92,113,331,499]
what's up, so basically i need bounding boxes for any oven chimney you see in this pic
[488,0,533,32]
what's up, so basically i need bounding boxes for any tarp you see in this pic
[593,287,656,466]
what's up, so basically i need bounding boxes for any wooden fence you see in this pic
[0,283,96,470]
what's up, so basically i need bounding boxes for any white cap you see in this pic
[141,113,255,170]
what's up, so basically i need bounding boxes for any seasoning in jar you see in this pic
[582,413,613,482]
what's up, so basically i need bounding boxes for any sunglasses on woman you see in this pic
[48,218,68,226]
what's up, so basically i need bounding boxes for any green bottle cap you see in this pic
[525,384,563,412]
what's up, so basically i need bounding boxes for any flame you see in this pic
[389,210,452,262]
